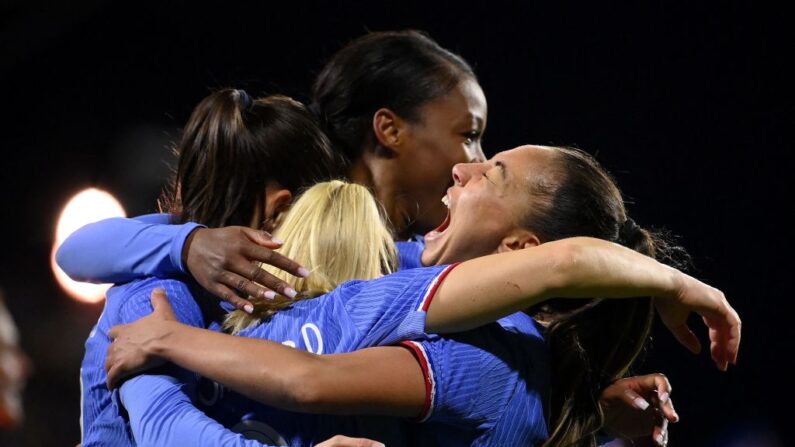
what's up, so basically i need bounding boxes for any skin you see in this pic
[349,78,487,238]
[422,145,555,266]
[105,147,741,445]
[183,79,487,308]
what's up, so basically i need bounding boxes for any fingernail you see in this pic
[272,238,284,245]
[672,410,680,422]
[264,291,277,300]
[655,434,664,445]
[284,287,297,299]
[297,267,311,278]
[659,392,669,403]
[243,304,254,314]
[633,397,650,410]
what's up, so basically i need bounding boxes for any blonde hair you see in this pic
[224,180,397,333]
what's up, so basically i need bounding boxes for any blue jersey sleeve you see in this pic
[120,374,271,447]
[55,213,203,283]
[339,264,459,348]
[399,315,550,446]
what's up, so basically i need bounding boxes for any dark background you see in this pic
[1,2,790,446]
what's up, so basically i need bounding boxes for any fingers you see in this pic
[105,345,123,390]
[670,322,701,355]
[240,227,284,249]
[106,363,121,390]
[242,244,310,279]
[211,282,255,314]
[108,324,123,340]
[651,374,679,423]
[619,387,650,411]
[316,435,385,447]
[652,415,669,446]
[150,289,177,320]
[704,308,741,371]
[222,262,298,300]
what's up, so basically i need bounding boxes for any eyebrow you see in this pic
[464,113,485,129]
[474,115,485,129]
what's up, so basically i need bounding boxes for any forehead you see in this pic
[492,145,559,186]
[419,78,487,125]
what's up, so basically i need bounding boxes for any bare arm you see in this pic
[107,290,425,417]
[107,291,680,439]
[426,236,740,370]
[427,236,679,331]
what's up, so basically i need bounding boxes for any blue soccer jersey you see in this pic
[80,277,228,446]
[66,217,553,445]
[401,313,549,446]
[396,240,425,270]
[200,265,549,446]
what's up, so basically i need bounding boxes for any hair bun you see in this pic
[236,89,252,110]
[618,218,641,245]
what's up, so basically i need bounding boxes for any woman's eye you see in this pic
[464,131,480,145]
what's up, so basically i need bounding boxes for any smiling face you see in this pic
[387,78,488,237]
[421,145,561,266]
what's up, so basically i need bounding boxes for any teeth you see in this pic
[441,195,450,208]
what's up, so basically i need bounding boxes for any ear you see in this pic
[371,108,405,158]
[262,184,293,232]
[497,229,541,253]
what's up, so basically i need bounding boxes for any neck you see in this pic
[347,157,373,189]
[348,153,411,239]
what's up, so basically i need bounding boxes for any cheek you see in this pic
[413,136,464,181]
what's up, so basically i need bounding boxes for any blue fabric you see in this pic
[396,240,425,270]
[80,277,225,446]
[80,267,450,446]
[56,213,202,283]
[412,314,549,446]
[71,218,552,445]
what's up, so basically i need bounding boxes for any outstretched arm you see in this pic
[55,214,199,283]
[120,373,269,447]
[107,291,676,440]
[426,237,740,370]
[55,214,309,310]
[108,291,426,417]
[121,372,386,447]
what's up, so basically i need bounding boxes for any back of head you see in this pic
[163,89,346,228]
[520,147,689,446]
[224,180,398,334]
[310,30,475,162]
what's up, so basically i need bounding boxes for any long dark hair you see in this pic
[162,89,345,228]
[524,147,689,446]
[309,30,475,162]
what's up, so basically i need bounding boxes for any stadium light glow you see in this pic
[51,188,126,303]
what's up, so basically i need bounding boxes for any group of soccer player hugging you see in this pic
[58,30,741,446]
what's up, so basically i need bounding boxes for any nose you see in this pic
[452,162,483,185]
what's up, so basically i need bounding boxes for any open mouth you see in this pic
[425,209,450,241]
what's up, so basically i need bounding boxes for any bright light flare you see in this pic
[51,188,126,303]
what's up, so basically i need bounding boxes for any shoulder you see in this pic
[114,277,206,327]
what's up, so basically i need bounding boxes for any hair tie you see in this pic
[236,89,252,110]
[618,218,641,245]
